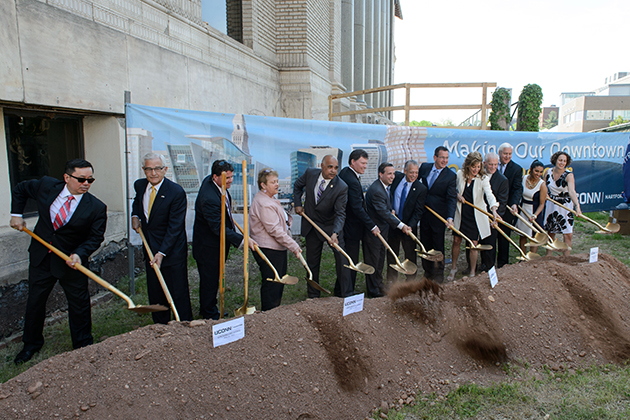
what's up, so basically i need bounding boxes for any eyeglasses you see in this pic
[143,166,165,173]
[68,174,96,184]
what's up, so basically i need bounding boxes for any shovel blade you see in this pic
[354,262,375,275]
[235,306,256,316]
[279,275,300,285]
[415,249,444,262]
[605,222,621,233]
[306,278,331,294]
[467,244,493,251]
[526,252,542,260]
[128,304,169,314]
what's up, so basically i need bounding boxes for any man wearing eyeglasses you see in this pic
[131,153,192,324]
[9,158,107,364]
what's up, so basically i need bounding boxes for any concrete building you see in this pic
[557,73,630,132]
[0,0,400,339]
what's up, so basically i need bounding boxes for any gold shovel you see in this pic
[219,172,227,319]
[392,215,443,262]
[375,231,418,275]
[547,197,620,234]
[23,227,168,314]
[300,213,375,275]
[461,201,541,261]
[517,205,569,251]
[234,221,299,285]
[297,253,331,294]
[137,228,180,321]
[235,160,255,317]
[425,205,492,251]
[510,208,550,247]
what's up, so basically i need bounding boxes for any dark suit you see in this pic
[466,171,509,272]
[497,160,523,267]
[338,166,375,294]
[387,172,427,281]
[419,163,457,281]
[293,168,349,298]
[132,178,192,324]
[192,176,243,319]
[11,176,107,351]
[364,180,400,297]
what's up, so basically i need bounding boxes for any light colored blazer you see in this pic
[454,170,498,240]
[249,191,301,254]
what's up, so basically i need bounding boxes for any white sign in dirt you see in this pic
[343,293,364,316]
[488,266,498,288]
[212,317,245,348]
[590,247,599,263]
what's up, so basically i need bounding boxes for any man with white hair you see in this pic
[496,143,523,268]
[132,152,192,324]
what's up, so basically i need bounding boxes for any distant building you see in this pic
[298,146,343,166]
[127,128,154,187]
[384,126,428,171]
[165,142,210,193]
[351,140,387,189]
[232,114,249,155]
[290,151,317,188]
[557,72,630,132]
[540,106,559,130]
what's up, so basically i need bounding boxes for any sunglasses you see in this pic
[68,174,96,184]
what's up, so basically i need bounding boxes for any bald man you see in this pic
[294,155,350,298]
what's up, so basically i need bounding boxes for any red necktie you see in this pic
[53,196,74,230]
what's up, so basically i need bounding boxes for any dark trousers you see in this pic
[497,212,516,267]
[420,217,446,282]
[363,228,387,297]
[465,228,498,272]
[341,224,366,295]
[23,255,93,351]
[253,247,286,311]
[146,259,193,324]
[197,247,229,320]
[305,230,350,298]
[387,228,417,282]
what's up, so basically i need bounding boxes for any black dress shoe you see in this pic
[14,348,39,365]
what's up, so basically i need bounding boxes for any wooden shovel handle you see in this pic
[137,228,180,321]
[300,212,354,263]
[22,227,135,307]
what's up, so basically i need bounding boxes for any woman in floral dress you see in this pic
[543,151,581,256]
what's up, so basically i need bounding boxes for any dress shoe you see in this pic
[14,347,39,365]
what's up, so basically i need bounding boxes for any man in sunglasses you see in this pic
[9,158,107,364]
[131,153,192,324]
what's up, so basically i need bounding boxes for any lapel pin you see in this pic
[161,196,165,198]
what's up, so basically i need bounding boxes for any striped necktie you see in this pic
[53,196,74,230]
[316,179,325,203]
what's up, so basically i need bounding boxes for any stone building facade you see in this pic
[0,0,399,339]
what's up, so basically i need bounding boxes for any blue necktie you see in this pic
[428,169,438,188]
[398,182,408,217]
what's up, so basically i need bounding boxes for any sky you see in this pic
[392,0,628,125]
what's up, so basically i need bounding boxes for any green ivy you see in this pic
[489,88,511,130]
[516,84,543,132]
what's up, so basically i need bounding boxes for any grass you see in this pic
[3,212,630,419]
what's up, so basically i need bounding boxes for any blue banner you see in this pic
[126,104,629,213]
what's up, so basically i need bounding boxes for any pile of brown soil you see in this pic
[2,253,630,419]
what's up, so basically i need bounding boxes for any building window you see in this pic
[585,110,613,120]
[200,0,242,43]
[4,110,83,216]
[613,110,630,120]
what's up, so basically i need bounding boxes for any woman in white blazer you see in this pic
[448,152,499,280]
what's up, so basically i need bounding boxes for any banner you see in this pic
[125,104,629,231]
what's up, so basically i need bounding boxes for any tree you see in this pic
[489,87,511,130]
[409,120,433,127]
[516,84,543,132]
[610,115,629,127]
[543,110,558,130]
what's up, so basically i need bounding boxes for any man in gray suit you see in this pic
[364,163,412,297]
[294,155,349,298]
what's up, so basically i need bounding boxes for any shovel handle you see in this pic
[517,205,544,234]
[425,205,478,249]
[137,228,180,321]
[22,227,135,308]
[219,172,226,319]
[375,231,403,265]
[461,199,532,239]
[392,214,427,253]
[546,197,601,227]
[233,220,281,282]
[300,212,356,265]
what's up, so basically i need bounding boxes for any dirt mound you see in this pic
[2,253,630,419]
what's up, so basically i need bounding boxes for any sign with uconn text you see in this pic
[343,293,364,316]
[126,104,630,215]
[212,317,245,348]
